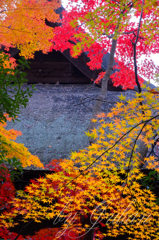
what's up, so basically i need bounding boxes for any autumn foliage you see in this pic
[0,0,60,58]
[0,164,15,210]
[0,0,159,239]
[0,115,44,168]
[0,89,159,239]
[51,0,159,89]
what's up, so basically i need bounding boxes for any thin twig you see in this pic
[68,114,159,184]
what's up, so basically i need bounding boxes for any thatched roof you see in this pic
[2,5,156,90]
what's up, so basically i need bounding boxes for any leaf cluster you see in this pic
[0,117,44,169]
[0,0,60,58]
[0,52,35,123]
[141,170,159,190]
[51,0,159,89]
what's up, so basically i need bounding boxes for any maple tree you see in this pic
[51,0,159,139]
[0,0,60,59]
[52,0,159,84]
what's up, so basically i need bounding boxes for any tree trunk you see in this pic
[88,38,117,144]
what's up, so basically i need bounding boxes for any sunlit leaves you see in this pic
[1,88,159,239]
[52,0,159,89]
[0,0,60,58]
[0,115,44,168]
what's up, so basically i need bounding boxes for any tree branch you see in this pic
[72,114,159,182]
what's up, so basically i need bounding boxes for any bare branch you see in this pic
[102,33,114,38]
[122,30,136,35]
[0,9,6,14]
[131,0,144,93]
[0,25,31,33]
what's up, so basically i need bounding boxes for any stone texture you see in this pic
[5,83,136,167]
[6,83,157,170]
